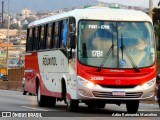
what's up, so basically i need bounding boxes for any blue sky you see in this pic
[0,0,160,13]
[100,0,160,8]
[0,0,97,12]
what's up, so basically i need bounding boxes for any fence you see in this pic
[8,67,24,81]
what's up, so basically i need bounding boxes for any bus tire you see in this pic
[66,99,79,112]
[37,85,45,107]
[126,100,139,113]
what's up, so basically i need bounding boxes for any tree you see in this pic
[154,23,160,50]
[10,23,19,29]
[153,8,160,24]
[153,8,160,50]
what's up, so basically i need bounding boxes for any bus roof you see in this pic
[28,7,152,28]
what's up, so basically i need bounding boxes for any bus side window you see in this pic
[26,29,29,52]
[51,22,55,49]
[54,22,59,48]
[46,23,52,49]
[68,17,76,49]
[67,17,76,59]
[37,26,41,50]
[40,25,45,50]
[61,19,68,48]
[33,27,39,51]
[58,20,63,48]
[43,24,47,50]
[26,28,33,52]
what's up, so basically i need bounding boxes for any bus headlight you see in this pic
[77,76,95,89]
[141,78,156,89]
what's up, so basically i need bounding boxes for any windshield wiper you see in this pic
[120,34,140,72]
[97,36,114,72]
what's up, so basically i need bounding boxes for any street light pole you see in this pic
[6,0,10,75]
[19,21,22,67]
[149,0,153,19]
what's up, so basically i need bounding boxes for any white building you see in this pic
[21,8,31,20]
[22,20,28,25]
[97,0,122,8]
[97,0,106,7]
[11,18,18,24]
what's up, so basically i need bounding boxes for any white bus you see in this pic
[24,7,156,113]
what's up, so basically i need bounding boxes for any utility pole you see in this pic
[149,0,153,19]
[6,0,10,75]
[2,1,4,27]
[19,21,22,68]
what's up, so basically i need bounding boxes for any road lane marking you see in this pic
[139,109,160,111]
[21,106,49,111]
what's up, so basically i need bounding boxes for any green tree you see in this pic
[10,23,19,29]
[153,8,160,24]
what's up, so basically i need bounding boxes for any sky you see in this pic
[0,0,160,13]
[100,0,160,8]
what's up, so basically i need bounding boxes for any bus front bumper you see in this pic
[76,76,156,100]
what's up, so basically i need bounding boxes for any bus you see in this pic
[24,7,156,113]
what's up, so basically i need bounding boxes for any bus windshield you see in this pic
[78,20,155,69]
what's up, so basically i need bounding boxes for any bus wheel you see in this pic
[66,98,79,112]
[126,100,139,113]
[37,85,45,107]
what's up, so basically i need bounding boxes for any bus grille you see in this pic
[92,91,143,98]
[99,85,136,88]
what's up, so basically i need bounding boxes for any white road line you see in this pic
[139,109,160,111]
[21,106,49,111]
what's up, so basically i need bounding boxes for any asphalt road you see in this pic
[0,90,159,120]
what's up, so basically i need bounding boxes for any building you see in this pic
[97,0,127,9]
[97,0,147,12]
[21,8,31,20]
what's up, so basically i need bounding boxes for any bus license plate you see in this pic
[112,91,125,96]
